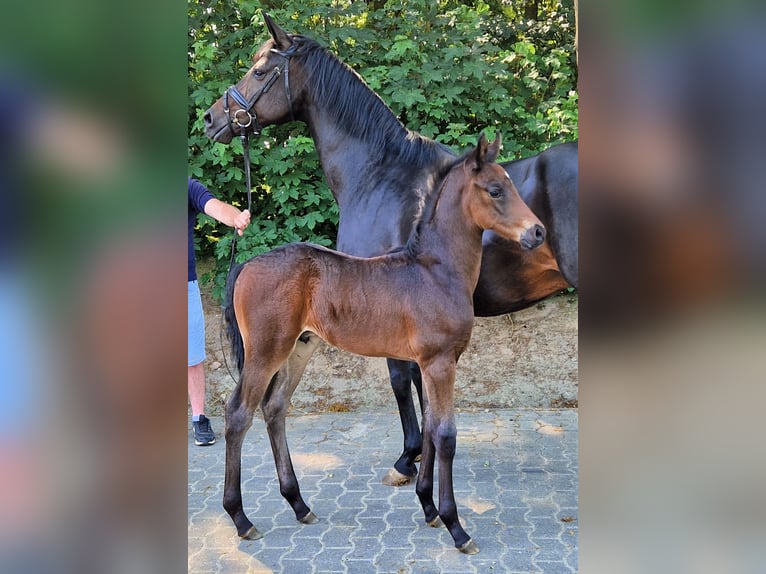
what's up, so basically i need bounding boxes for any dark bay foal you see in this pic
[223,133,544,554]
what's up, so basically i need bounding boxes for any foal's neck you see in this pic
[407,174,484,288]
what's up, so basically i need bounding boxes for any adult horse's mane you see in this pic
[291,34,452,166]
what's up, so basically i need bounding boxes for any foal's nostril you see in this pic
[521,224,546,250]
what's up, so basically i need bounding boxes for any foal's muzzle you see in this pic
[520,224,546,250]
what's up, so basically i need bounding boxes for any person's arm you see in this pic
[203,198,251,236]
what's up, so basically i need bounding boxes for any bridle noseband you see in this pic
[223,44,297,139]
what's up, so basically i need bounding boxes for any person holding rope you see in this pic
[188,178,250,445]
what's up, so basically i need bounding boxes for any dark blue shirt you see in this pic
[188,178,214,281]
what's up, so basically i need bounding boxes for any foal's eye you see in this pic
[488,186,503,199]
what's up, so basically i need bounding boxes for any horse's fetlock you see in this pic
[438,501,457,521]
[279,480,299,500]
[415,482,432,500]
[223,493,241,515]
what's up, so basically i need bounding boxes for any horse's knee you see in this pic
[389,365,410,393]
[225,406,253,437]
[261,394,288,422]
[433,422,457,458]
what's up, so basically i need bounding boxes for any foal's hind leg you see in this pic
[383,359,424,486]
[261,333,321,524]
[223,369,274,540]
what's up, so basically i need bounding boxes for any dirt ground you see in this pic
[198,259,578,415]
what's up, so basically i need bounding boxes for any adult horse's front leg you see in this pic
[383,358,424,486]
[261,334,320,524]
[416,357,479,554]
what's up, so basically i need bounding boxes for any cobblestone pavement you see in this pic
[188,409,578,573]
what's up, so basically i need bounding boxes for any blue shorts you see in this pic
[188,280,206,366]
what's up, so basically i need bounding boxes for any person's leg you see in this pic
[188,280,215,444]
[188,362,206,418]
[188,279,207,415]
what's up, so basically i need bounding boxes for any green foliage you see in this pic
[189,0,577,299]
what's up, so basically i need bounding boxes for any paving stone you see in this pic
[342,559,383,574]
[189,410,578,573]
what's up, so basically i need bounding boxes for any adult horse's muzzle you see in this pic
[203,106,238,144]
[203,87,264,144]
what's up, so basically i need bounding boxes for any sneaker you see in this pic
[193,415,216,446]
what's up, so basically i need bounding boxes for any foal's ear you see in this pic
[263,11,293,51]
[473,132,489,171]
[473,132,501,170]
[485,132,502,164]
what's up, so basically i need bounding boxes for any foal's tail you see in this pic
[224,262,246,373]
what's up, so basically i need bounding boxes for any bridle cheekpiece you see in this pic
[223,43,297,139]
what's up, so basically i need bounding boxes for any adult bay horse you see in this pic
[224,133,545,553]
[204,13,576,485]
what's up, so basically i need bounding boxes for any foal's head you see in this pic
[459,133,546,250]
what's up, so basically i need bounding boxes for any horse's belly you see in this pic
[333,336,412,361]
[305,314,414,361]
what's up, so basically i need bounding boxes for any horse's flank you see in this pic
[233,243,472,363]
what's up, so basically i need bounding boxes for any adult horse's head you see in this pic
[462,133,546,250]
[204,12,301,143]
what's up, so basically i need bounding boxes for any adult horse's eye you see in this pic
[253,69,265,78]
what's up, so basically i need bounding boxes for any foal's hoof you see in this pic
[457,539,480,555]
[427,516,444,528]
[299,511,319,525]
[382,468,415,487]
[240,526,264,540]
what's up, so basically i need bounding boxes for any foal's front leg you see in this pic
[415,357,479,554]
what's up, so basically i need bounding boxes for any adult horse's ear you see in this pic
[474,132,490,171]
[263,11,293,51]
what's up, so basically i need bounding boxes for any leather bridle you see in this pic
[220,44,298,224]
[223,44,297,139]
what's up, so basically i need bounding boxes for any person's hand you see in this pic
[234,209,251,236]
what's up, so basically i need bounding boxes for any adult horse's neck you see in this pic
[292,39,454,254]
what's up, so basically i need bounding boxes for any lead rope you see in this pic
[221,126,254,384]
[219,46,295,383]
[227,127,254,269]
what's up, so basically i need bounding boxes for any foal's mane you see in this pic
[290,35,452,166]
[404,148,475,256]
